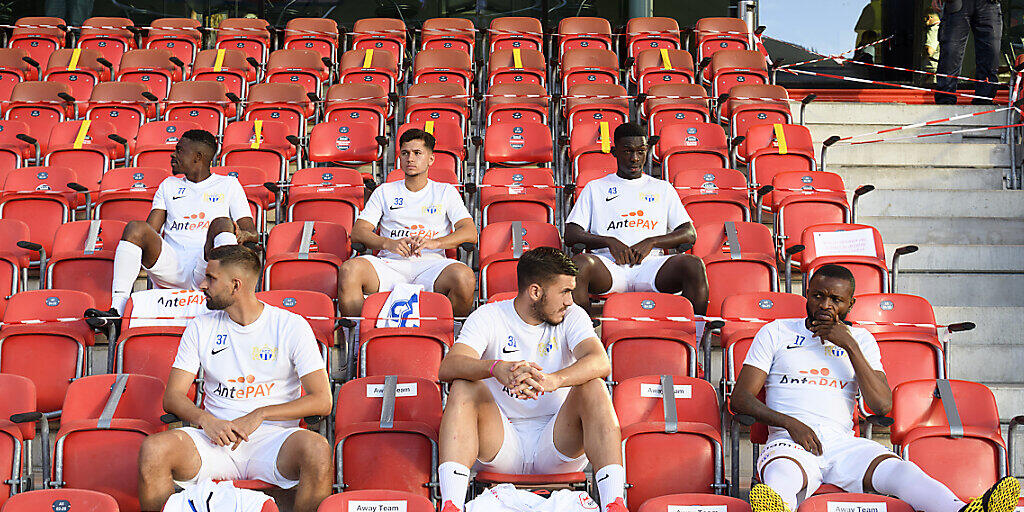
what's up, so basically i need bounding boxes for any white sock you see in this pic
[110,241,143,314]
[762,457,813,509]
[595,464,625,510]
[213,232,238,248]
[871,457,965,512]
[438,461,471,510]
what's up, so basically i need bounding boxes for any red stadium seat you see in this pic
[317,490,435,512]
[165,81,232,136]
[116,49,180,100]
[131,119,202,168]
[0,49,35,102]
[44,220,125,310]
[264,221,351,301]
[144,18,201,71]
[0,289,95,413]
[51,373,165,512]
[308,120,385,179]
[657,123,728,175]
[341,48,399,95]
[9,17,67,76]
[86,82,155,145]
[413,49,473,91]
[643,83,712,136]
[796,223,890,295]
[626,17,681,60]
[479,221,561,299]
[638,494,751,512]
[94,167,169,222]
[488,17,543,53]
[221,119,297,184]
[567,117,621,181]
[334,376,440,500]
[693,221,778,317]
[357,291,454,381]
[483,121,553,169]
[44,120,121,189]
[769,171,850,262]
[485,83,549,125]
[0,220,33,319]
[77,17,136,73]
[560,48,619,95]
[284,18,341,62]
[890,379,1006,501]
[797,494,914,512]
[487,48,546,87]
[0,120,35,172]
[672,168,750,226]
[0,374,36,506]
[351,18,407,69]
[4,82,75,150]
[709,50,768,98]
[614,375,725,509]
[634,48,695,94]
[325,83,389,131]
[721,84,792,137]
[287,167,364,229]
[480,167,555,226]
[564,83,629,135]
[422,18,475,54]
[602,293,699,383]
[215,18,271,67]
[404,82,469,127]
[557,17,613,56]
[266,49,329,98]
[1,166,79,254]
[395,120,466,178]
[743,123,816,183]
[2,489,119,512]
[257,290,336,374]
[696,18,753,83]
[243,83,313,137]
[572,166,614,203]
[211,165,274,233]
[191,48,253,101]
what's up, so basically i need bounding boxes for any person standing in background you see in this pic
[934,0,1002,104]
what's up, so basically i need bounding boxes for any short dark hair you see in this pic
[181,129,218,156]
[209,244,261,278]
[398,128,436,151]
[613,122,646,144]
[809,264,856,291]
[517,247,578,290]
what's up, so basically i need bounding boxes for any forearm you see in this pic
[439,354,495,383]
[252,393,333,422]
[731,390,799,430]
[431,225,477,250]
[552,352,610,388]
[164,393,216,426]
[647,227,695,250]
[352,228,391,252]
[847,346,892,414]
[564,224,616,250]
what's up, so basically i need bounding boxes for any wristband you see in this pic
[489,360,499,377]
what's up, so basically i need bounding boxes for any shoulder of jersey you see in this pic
[158,175,181,187]
[189,307,224,325]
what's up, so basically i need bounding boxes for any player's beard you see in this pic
[532,291,568,326]
[204,290,233,311]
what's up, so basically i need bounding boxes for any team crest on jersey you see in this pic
[538,335,556,357]
[421,203,440,215]
[826,345,847,358]
[203,192,224,203]
[251,345,277,362]
[639,191,658,203]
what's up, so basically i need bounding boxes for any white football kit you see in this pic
[356,179,473,292]
[456,300,599,474]
[171,304,326,488]
[744,318,892,493]
[149,174,252,289]
[565,173,691,293]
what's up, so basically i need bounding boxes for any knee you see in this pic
[577,378,612,408]
[672,255,707,284]
[297,435,333,477]
[338,260,364,287]
[122,220,152,245]
[449,264,476,293]
[447,378,487,405]
[208,216,235,234]
[572,254,599,278]
[138,433,175,472]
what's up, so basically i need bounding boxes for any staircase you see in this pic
[804,101,1024,432]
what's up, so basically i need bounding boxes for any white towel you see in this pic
[465,484,600,512]
[127,289,211,328]
[162,479,275,512]
[375,283,424,328]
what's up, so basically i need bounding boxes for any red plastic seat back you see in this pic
[848,293,937,336]
[2,489,119,512]
[48,220,126,309]
[719,292,806,347]
[796,494,915,512]
[479,221,562,298]
[480,167,555,225]
[256,290,336,351]
[489,17,543,52]
[351,18,406,60]
[557,17,613,54]
[288,167,364,228]
[0,374,36,440]
[60,373,165,425]
[657,122,728,170]
[9,18,67,73]
[359,291,455,380]
[96,167,169,222]
[672,168,748,225]
[483,121,553,165]
[317,490,435,512]
[799,223,887,294]
[284,18,340,61]
[421,18,475,54]
[603,292,696,341]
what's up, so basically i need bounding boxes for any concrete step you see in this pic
[897,273,1024,307]
[809,124,1001,144]
[884,244,1024,272]
[987,383,1024,423]
[949,344,1024,382]
[821,142,1009,167]
[830,166,1005,190]
[803,102,1007,126]
[857,190,1024,218]
[860,217,1024,245]
[933,307,1024,345]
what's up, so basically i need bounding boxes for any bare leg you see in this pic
[276,430,334,512]
[337,258,381,318]
[551,378,621,469]
[439,379,506,466]
[137,430,202,511]
[570,254,613,316]
[653,254,709,315]
[433,262,476,317]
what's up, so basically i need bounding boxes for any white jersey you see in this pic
[172,303,326,427]
[743,318,884,437]
[152,174,252,265]
[357,179,472,259]
[565,173,691,258]
[456,300,598,421]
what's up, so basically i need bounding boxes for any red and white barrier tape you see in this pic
[842,122,1024,144]
[775,35,895,69]
[838,105,1017,141]
[779,67,1005,104]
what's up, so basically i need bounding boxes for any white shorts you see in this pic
[360,255,464,293]
[756,431,894,494]
[147,241,206,290]
[593,254,671,294]
[174,424,304,489]
[475,407,588,475]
